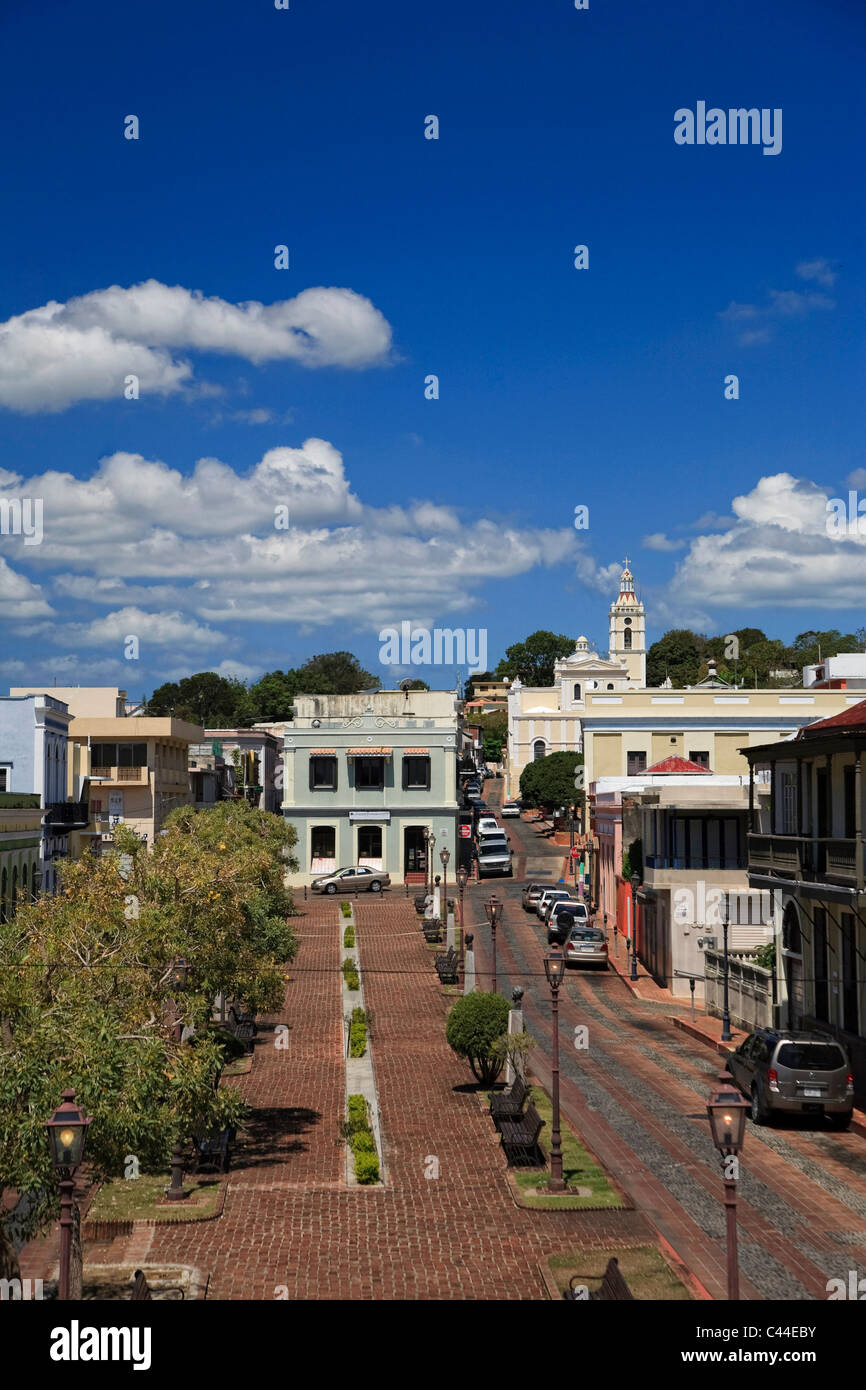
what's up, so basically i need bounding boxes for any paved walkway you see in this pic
[21,895,651,1299]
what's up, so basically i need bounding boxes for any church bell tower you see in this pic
[608,559,646,687]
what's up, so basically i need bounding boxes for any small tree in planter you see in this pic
[445,992,511,1085]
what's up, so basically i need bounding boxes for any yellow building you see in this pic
[68,717,204,851]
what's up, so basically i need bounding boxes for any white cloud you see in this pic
[0,280,393,412]
[0,443,581,648]
[661,472,866,611]
[846,468,866,490]
[0,557,54,618]
[796,258,838,289]
[642,532,686,552]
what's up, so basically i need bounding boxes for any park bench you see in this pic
[434,945,459,984]
[414,895,430,914]
[489,1073,531,1126]
[566,1258,634,1301]
[227,1003,256,1052]
[193,1124,234,1174]
[498,1100,545,1166]
[422,918,443,943]
[130,1269,151,1301]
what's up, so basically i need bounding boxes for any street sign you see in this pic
[459,825,471,838]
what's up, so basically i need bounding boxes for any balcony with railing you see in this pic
[90,765,150,785]
[748,833,863,888]
[44,800,90,830]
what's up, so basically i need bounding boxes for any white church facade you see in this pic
[504,562,646,798]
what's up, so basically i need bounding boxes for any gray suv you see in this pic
[726,1028,853,1129]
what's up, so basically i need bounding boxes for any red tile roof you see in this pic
[797,698,866,736]
[645,755,713,774]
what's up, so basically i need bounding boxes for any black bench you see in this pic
[490,1073,531,1126]
[227,1004,256,1052]
[434,945,459,984]
[193,1124,234,1174]
[130,1269,151,1301]
[498,1100,545,1166]
[422,918,444,943]
[566,1258,634,1301]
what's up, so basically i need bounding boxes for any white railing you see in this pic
[705,949,773,1032]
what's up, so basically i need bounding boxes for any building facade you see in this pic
[281,690,460,885]
[745,700,866,1099]
[0,693,75,894]
[203,728,280,813]
[0,793,43,920]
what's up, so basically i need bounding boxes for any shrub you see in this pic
[343,924,355,948]
[341,901,352,919]
[445,991,511,1085]
[352,1131,376,1153]
[354,1150,380,1185]
[349,1006,368,1057]
[754,941,776,971]
[345,1093,368,1134]
[342,957,360,990]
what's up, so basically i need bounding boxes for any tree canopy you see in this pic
[519,750,584,814]
[495,630,575,687]
[0,801,299,1269]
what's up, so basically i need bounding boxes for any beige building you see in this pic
[10,686,130,718]
[68,717,204,850]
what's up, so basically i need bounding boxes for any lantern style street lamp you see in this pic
[484,893,502,993]
[543,947,567,1192]
[629,873,641,982]
[440,847,450,919]
[707,1070,748,1300]
[45,1089,92,1300]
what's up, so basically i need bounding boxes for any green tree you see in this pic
[645,629,707,687]
[248,669,299,721]
[789,630,862,670]
[145,673,253,727]
[445,992,511,1085]
[0,802,299,1271]
[495,630,574,687]
[520,750,584,815]
[295,651,380,694]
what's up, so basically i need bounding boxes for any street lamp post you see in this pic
[457,864,468,959]
[543,947,567,1192]
[707,1070,748,1300]
[165,958,190,1202]
[440,847,450,921]
[720,892,733,1043]
[484,893,502,994]
[629,873,641,982]
[45,1089,92,1300]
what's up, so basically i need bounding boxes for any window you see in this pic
[776,1042,845,1071]
[310,825,336,873]
[841,913,858,1034]
[627,751,646,776]
[309,756,337,790]
[532,740,546,762]
[358,825,383,867]
[573,683,581,701]
[689,750,710,768]
[813,907,829,1023]
[782,902,801,955]
[403,756,430,790]
[606,683,614,690]
[844,762,856,838]
[355,757,385,789]
[91,742,147,768]
[623,629,632,649]
[0,768,6,792]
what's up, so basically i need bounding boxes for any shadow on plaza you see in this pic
[234,1107,322,1170]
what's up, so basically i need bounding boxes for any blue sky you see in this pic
[0,0,863,696]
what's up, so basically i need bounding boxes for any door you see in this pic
[404,826,426,874]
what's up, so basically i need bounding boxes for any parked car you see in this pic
[500,801,521,817]
[522,882,558,912]
[562,921,609,969]
[547,900,589,944]
[476,816,500,837]
[476,842,513,877]
[311,866,391,895]
[726,1028,854,1128]
[477,824,508,845]
[537,888,572,922]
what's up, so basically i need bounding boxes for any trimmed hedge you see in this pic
[345,1092,380,1185]
[342,957,360,991]
[349,1005,367,1057]
[340,901,353,919]
[343,924,355,948]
